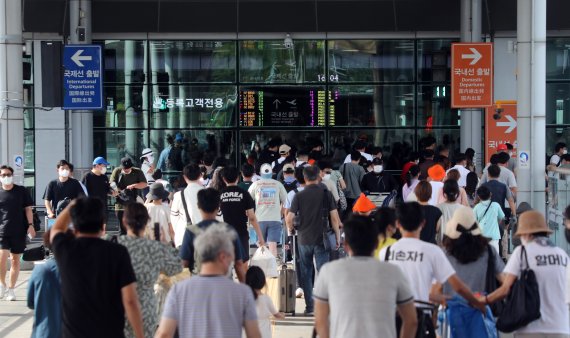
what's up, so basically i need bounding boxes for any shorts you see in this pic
[259,221,282,243]
[0,236,26,254]
[239,234,250,262]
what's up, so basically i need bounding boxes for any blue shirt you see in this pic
[156,146,171,171]
[27,258,62,338]
[473,200,505,240]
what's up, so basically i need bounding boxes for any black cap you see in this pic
[121,157,134,169]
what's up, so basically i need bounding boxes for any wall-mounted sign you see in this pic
[451,43,493,108]
[63,45,103,109]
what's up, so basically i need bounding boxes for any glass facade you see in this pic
[546,38,570,155]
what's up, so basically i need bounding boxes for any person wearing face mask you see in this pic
[317,160,340,205]
[110,157,148,235]
[360,158,398,194]
[140,148,156,193]
[43,160,85,219]
[81,157,116,207]
[483,211,570,337]
[550,142,567,167]
[0,165,35,301]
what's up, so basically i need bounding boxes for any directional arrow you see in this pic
[497,115,517,133]
[461,48,482,65]
[71,50,92,67]
[273,99,281,109]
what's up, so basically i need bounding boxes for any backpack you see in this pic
[336,178,347,212]
[55,197,71,216]
[167,146,183,171]
[180,187,204,273]
[282,180,298,193]
[272,159,286,175]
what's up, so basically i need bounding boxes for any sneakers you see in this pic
[295,287,304,298]
[303,309,314,316]
[5,288,16,301]
[0,285,5,299]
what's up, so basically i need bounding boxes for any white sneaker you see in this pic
[296,287,304,298]
[5,288,16,301]
[0,285,5,299]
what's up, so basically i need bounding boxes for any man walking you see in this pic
[286,165,341,315]
[43,160,84,218]
[339,151,366,210]
[156,224,261,338]
[0,165,35,301]
[110,157,148,234]
[81,157,115,205]
[171,164,204,247]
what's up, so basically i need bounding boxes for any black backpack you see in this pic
[272,159,286,176]
[167,146,183,171]
[282,180,298,193]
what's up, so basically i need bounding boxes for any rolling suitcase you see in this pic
[278,234,296,315]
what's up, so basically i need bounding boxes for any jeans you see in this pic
[298,242,330,312]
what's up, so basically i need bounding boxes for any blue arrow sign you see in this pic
[63,45,103,109]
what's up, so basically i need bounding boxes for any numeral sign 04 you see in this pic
[317,74,339,82]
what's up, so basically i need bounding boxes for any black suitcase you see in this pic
[279,234,296,315]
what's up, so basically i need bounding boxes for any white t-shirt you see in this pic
[145,203,172,243]
[447,165,470,187]
[551,154,562,166]
[380,238,455,302]
[170,182,204,247]
[256,294,277,338]
[504,240,570,335]
[248,179,288,222]
[429,181,444,206]
[343,151,373,164]
[141,160,155,184]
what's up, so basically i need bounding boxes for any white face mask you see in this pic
[323,174,331,180]
[564,149,568,155]
[59,169,70,178]
[0,176,13,185]
[100,166,107,175]
[147,155,155,163]
[373,165,383,173]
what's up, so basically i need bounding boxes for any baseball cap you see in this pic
[260,163,272,175]
[121,157,134,169]
[175,133,184,142]
[92,157,110,166]
[283,163,295,174]
[279,144,291,155]
[497,144,508,151]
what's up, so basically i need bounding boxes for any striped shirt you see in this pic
[162,275,257,338]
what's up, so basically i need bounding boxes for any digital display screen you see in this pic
[239,87,328,127]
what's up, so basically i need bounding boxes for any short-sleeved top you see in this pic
[443,245,504,296]
[0,184,33,237]
[504,240,570,335]
[339,162,365,199]
[81,171,110,204]
[52,233,136,338]
[179,220,246,266]
[380,238,456,302]
[170,183,204,247]
[480,166,517,189]
[27,258,62,338]
[289,184,337,246]
[256,294,278,338]
[248,178,288,222]
[429,181,444,206]
[238,181,253,192]
[284,187,304,209]
[483,179,513,209]
[420,205,442,244]
[43,178,84,210]
[447,165,471,187]
[110,167,147,208]
[162,275,257,338]
[146,203,173,243]
[473,200,505,240]
[313,257,413,338]
[437,202,463,242]
[220,186,255,237]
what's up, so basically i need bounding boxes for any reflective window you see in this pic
[239,40,326,84]
[547,126,570,155]
[417,129,461,155]
[150,41,236,83]
[150,130,236,171]
[417,85,459,126]
[151,85,237,128]
[239,86,327,127]
[546,83,570,125]
[94,86,149,128]
[24,130,34,172]
[328,40,414,83]
[93,129,148,168]
[546,38,570,81]
[102,41,147,84]
[329,85,414,127]
[417,39,455,82]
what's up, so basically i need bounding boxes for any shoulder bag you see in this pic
[320,188,335,252]
[495,245,541,333]
[485,245,505,316]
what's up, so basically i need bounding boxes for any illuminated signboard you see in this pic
[239,87,327,127]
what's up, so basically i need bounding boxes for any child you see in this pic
[473,185,505,255]
[246,266,285,338]
[145,183,175,245]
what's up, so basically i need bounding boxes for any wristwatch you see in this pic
[28,223,33,227]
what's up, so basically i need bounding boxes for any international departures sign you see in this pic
[451,43,493,108]
[63,45,103,110]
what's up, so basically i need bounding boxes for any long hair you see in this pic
[442,232,489,264]
[405,165,420,188]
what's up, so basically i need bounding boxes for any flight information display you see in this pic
[239,87,328,127]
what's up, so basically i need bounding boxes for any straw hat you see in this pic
[515,210,552,236]
[352,193,376,213]
[444,206,482,239]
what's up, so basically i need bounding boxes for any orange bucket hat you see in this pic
[352,193,376,213]
[428,164,446,181]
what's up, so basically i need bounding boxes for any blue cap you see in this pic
[175,133,184,142]
[93,157,110,166]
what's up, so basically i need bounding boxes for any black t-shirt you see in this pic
[81,171,110,204]
[420,205,442,244]
[360,172,398,193]
[220,186,255,237]
[52,233,136,338]
[290,184,337,246]
[238,181,253,192]
[483,180,508,211]
[0,185,33,237]
[43,178,85,211]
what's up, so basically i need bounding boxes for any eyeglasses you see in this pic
[0,174,13,177]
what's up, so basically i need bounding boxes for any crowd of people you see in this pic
[0,136,569,338]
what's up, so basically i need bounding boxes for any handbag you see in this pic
[485,245,505,316]
[495,246,541,333]
[22,243,46,261]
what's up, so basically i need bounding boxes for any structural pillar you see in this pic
[69,0,93,170]
[517,0,546,213]
[0,0,23,183]
[460,0,483,170]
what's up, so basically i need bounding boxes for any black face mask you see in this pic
[565,228,570,244]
